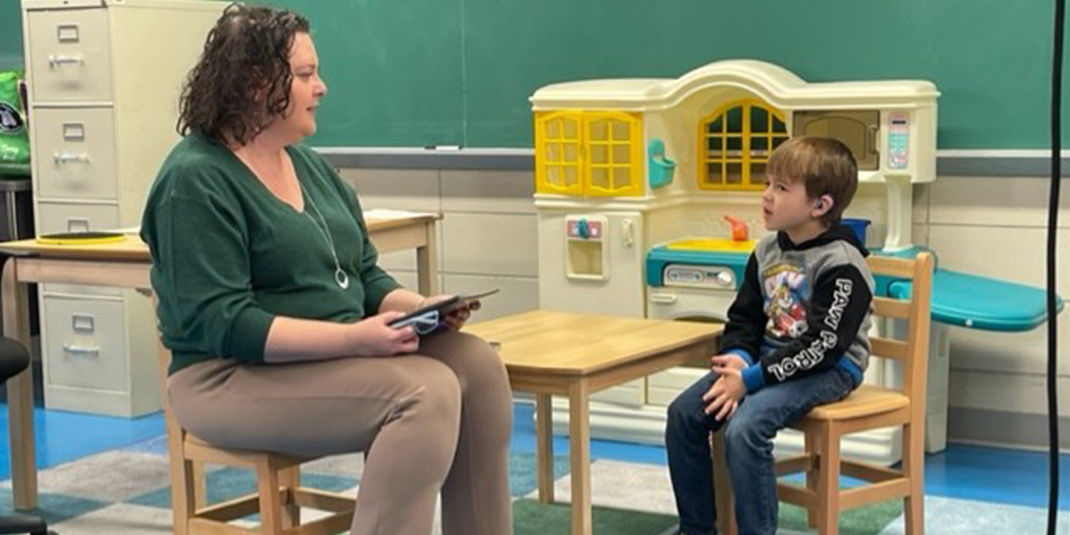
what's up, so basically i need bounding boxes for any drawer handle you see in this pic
[62,344,100,357]
[622,219,635,247]
[648,293,678,304]
[53,152,90,165]
[48,54,84,67]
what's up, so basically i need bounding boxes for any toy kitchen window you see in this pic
[535,110,644,197]
[792,110,880,171]
[536,112,584,195]
[587,115,641,196]
[698,99,788,191]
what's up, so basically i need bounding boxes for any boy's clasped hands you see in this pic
[702,354,748,421]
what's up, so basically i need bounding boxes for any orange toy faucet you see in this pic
[724,215,749,241]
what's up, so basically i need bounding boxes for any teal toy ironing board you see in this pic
[887,269,1063,332]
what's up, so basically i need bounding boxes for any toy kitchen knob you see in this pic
[715,270,734,286]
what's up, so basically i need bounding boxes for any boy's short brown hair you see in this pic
[767,136,858,226]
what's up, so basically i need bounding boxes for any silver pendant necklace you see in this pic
[301,187,350,289]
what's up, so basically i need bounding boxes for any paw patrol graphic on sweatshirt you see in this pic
[762,263,810,340]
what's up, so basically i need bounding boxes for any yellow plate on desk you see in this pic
[666,238,755,253]
[35,231,127,246]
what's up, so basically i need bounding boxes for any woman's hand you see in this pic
[347,311,420,356]
[419,294,482,330]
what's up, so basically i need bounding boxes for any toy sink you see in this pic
[664,238,756,253]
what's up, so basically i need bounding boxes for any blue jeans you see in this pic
[665,367,854,535]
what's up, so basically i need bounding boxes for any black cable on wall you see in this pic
[1047,0,1064,533]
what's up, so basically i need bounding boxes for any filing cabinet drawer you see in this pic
[33,107,118,200]
[42,294,128,392]
[26,8,114,102]
[36,201,119,234]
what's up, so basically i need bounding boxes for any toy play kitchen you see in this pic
[530,60,1060,464]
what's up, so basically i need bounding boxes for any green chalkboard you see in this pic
[2,0,1065,148]
[292,0,465,147]
[275,0,1064,149]
[0,1,23,71]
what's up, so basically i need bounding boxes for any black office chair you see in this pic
[0,337,55,535]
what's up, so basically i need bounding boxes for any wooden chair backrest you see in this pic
[866,253,934,403]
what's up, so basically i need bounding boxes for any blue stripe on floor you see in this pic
[1,400,1067,511]
[923,443,1070,509]
[0,403,164,479]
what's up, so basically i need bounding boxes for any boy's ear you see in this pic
[812,194,835,217]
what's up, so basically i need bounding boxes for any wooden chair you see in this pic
[157,338,357,534]
[713,252,933,535]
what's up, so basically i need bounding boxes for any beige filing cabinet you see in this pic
[21,0,224,416]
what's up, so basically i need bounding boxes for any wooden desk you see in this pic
[0,214,439,511]
[465,310,722,535]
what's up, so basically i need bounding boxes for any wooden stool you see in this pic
[158,338,356,534]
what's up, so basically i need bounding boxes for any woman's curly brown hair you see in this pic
[177,3,309,145]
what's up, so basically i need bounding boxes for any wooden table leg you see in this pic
[535,392,554,503]
[415,221,439,296]
[2,259,36,511]
[569,379,592,535]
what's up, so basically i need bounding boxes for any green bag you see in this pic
[0,70,30,177]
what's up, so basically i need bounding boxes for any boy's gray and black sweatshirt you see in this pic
[721,224,874,393]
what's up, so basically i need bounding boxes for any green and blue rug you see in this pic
[0,437,1065,534]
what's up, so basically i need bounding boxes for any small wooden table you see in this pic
[0,214,439,511]
[466,310,722,535]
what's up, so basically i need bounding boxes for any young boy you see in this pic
[666,136,874,535]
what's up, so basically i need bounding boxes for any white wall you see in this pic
[915,177,1070,447]
[340,168,541,322]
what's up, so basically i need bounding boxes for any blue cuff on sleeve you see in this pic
[725,348,755,366]
[742,364,765,393]
[837,358,864,388]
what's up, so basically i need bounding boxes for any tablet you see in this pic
[389,288,500,335]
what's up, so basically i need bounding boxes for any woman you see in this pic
[140,5,513,535]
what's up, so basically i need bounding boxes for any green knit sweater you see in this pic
[141,133,401,375]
